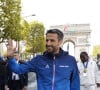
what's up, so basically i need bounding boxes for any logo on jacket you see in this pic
[45,64,49,68]
[59,65,69,68]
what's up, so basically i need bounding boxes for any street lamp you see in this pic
[22,14,36,22]
[24,14,36,18]
[67,42,69,53]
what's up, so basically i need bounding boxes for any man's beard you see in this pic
[46,45,56,54]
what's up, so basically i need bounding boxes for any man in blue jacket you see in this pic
[7,29,80,90]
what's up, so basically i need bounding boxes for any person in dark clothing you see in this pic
[5,52,28,90]
[0,57,6,90]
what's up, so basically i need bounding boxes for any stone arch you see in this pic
[50,24,91,61]
[62,39,75,56]
[63,39,75,45]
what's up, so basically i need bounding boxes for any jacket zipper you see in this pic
[52,56,56,90]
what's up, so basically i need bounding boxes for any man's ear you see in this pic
[59,40,63,46]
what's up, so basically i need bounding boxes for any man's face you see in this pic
[46,33,62,54]
[80,54,88,62]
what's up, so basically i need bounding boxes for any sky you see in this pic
[21,0,100,52]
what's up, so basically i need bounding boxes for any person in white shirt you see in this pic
[77,51,99,90]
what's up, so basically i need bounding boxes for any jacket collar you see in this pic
[43,48,68,59]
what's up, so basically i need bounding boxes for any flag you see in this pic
[64,25,69,31]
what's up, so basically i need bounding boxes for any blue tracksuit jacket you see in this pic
[8,49,80,90]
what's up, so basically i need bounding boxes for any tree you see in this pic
[92,45,100,57]
[26,21,46,55]
[20,19,30,40]
[0,0,22,42]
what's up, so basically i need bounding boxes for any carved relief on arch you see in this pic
[78,38,88,43]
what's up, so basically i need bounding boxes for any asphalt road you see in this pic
[28,72,37,90]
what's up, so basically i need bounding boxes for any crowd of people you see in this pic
[0,52,28,90]
[0,28,100,90]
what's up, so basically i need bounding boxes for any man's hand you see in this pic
[97,83,100,87]
[22,86,27,90]
[7,39,16,57]
[5,85,9,90]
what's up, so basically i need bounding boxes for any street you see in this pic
[28,72,37,90]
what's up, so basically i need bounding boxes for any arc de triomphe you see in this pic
[50,24,91,61]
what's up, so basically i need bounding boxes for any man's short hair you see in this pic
[80,51,88,58]
[46,29,64,40]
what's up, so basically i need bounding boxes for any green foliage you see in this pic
[0,0,22,42]
[26,21,46,54]
[92,45,100,57]
[20,19,30,40]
